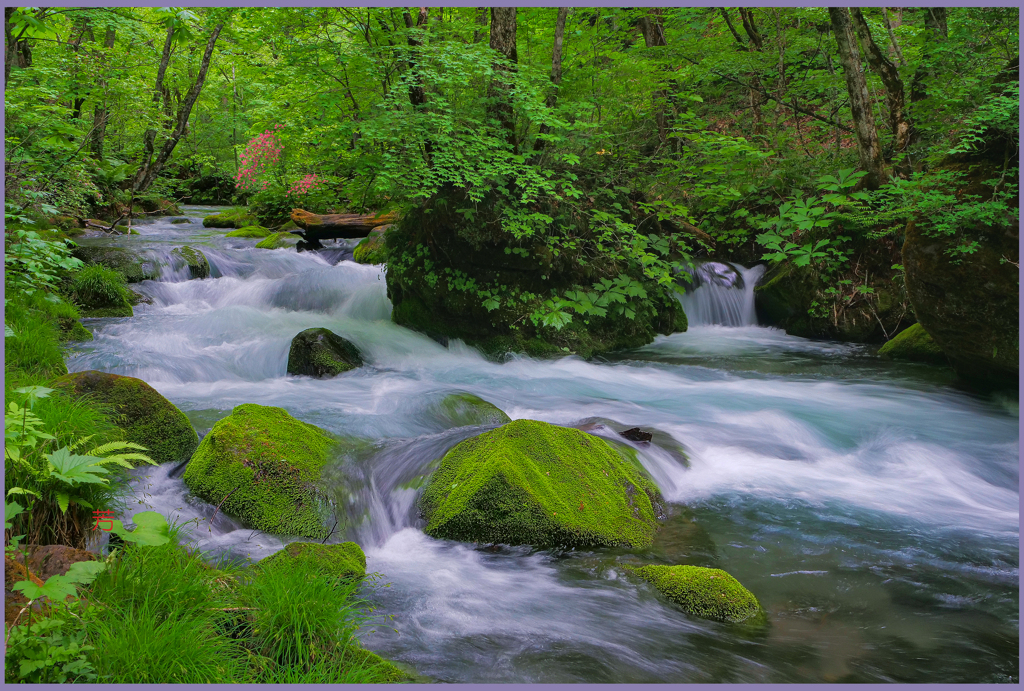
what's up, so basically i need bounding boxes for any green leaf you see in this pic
[63,560,107,586]
[109,511,171,547]
[46,448,110,486]
[57,492,69,515]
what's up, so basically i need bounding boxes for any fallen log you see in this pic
[289,209,399,242]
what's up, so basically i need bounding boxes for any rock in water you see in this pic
[255,232,297,249]
[620,427,653,443]
[56,370,198,465]
[182,404,335,539]
[287,328,363,378]
[626,564,764,623]
[202,208,256,229]
[429,392,511,428]
[877,323,948,365]
[256,541,366,580]
[420,419,664,548]
[170,246,210,279]
[70,245,157,283]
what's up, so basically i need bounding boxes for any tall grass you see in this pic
[67,264,133,310]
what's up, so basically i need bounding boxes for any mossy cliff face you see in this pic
[877,323,948,365]
[627,564,763,623]
[56,370,199,465]
[182,404,336,538]
[385,195,685,359]
[287,328,363,378]
[255,541,366,580]
[420,419,664,549]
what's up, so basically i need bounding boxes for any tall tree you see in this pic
[638,8,672,144]
[850,8,913,176]
[829,7,885,189]
[90,25,116,159]
[488,7,518,151]
[533,7,569,156]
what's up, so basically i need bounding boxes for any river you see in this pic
[66,207,1019,683]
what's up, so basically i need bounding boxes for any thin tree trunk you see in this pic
[719,8,745,45]
[472,6,488,43]
[132,23,223,195]
[639,9,671,144]
[90,27,116,159]
[881,8,905,67]
[828,7,886,190]
[488,7,518,151]
[850,8,913,176]
[402,7,433,165]
[534,7,569,156]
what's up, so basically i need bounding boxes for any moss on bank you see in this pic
[68,264,136,317]
[626,564,764,623]
[256,541,366,580]
[420,419,663,549]
[70,245,157,283]
[182,404,336,538]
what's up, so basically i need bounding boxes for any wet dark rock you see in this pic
[620,427,653,443]
[171,245,210,279]
[71,245,157,283]
[287,328,363,378]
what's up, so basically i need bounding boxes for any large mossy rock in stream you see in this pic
[203,208,257,229]
[170,246,210,279]
[71,245,157,283]
[428,392,511,428]
[182,404,336,539]
[287,328,363,378]
[901,60,1019,389]
[255,232,298,250]
[420,419,664,548]
[877,323,948,365]
[56,370,199,465]
[626,564,764,623]
[385,197,686,359]
[256,541,366,580]
[225,225,272,238]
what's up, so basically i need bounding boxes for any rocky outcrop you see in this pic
[352,226,391,265]
[56,370,199,465]
[287,328,363,378]
[626,564,764,623]
[420,419,664,548]
[182,404,336,538]
[902,60,1019,388]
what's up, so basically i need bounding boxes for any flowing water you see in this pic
[67,208,1019,683]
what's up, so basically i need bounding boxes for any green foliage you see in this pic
[4,226,84,298]
[4,612,98,683]
[68,265,135,313]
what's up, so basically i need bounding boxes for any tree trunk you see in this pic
[402,7,433,165]
[910,7,947,105]
[488,7,518,151]
[534,7,569,155]
[639,9,671,144]
[90,28,116,159]
[131,23,223,195]
[472,6,488,43]
[829,7,886,190]
[850,8,913,176]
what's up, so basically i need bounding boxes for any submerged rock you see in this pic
[71,245,157,283]
[287,328,363,378]
[256,541,366,580]
[170,246,210,279]
[627,564,764,623]
[878,323,947,365]
[169,217,191,224]
[56,370,199,465]
[420,419,664,549]
[182,404,336,539]
[429,392,511,428]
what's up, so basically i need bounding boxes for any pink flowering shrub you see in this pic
[235,125,285,191]
[288,174,322,196]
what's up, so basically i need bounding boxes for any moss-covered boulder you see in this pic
[877,323,948,365]
[627,564,763,623]
[170,246,210,279]
[68,265,135,318]
[353,231,388,265]
[70,245,157,283]
[420,419,664,548]
[429,392,511,428]
[56,370,198,465]
[225,225,272,238]
[256,541,366,580]
[202,208,256,229]
[255,232,298,250]
[287,328,363,378]
[182,404,336,538]
[169,217,191,224]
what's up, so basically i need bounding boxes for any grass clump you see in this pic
[420,419,664,549]
[67,264,134,317]
[182,404,336,538]
[626,564,764,623]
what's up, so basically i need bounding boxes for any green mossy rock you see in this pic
[70,245,157,283]
[202,208,256,229]
[225,225,272,238]
[169,217,191,224]
[430,392,511,428]
[277,220,300,232]
[256,541,366,580]
[878,323,948,365]
[62,320,93,342]
[182,404,336,538]
[170,246,210,279]
[420,419,664,549]
[287,328,363,378]
[353,233,387,265]
[56,370,199,465]
[339,646,417,683]
[255,232,297,250]
[627,564,764,623]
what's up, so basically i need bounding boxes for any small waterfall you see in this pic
[677,261,765,326]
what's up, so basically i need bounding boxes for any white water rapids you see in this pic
[66,208,1019,683]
